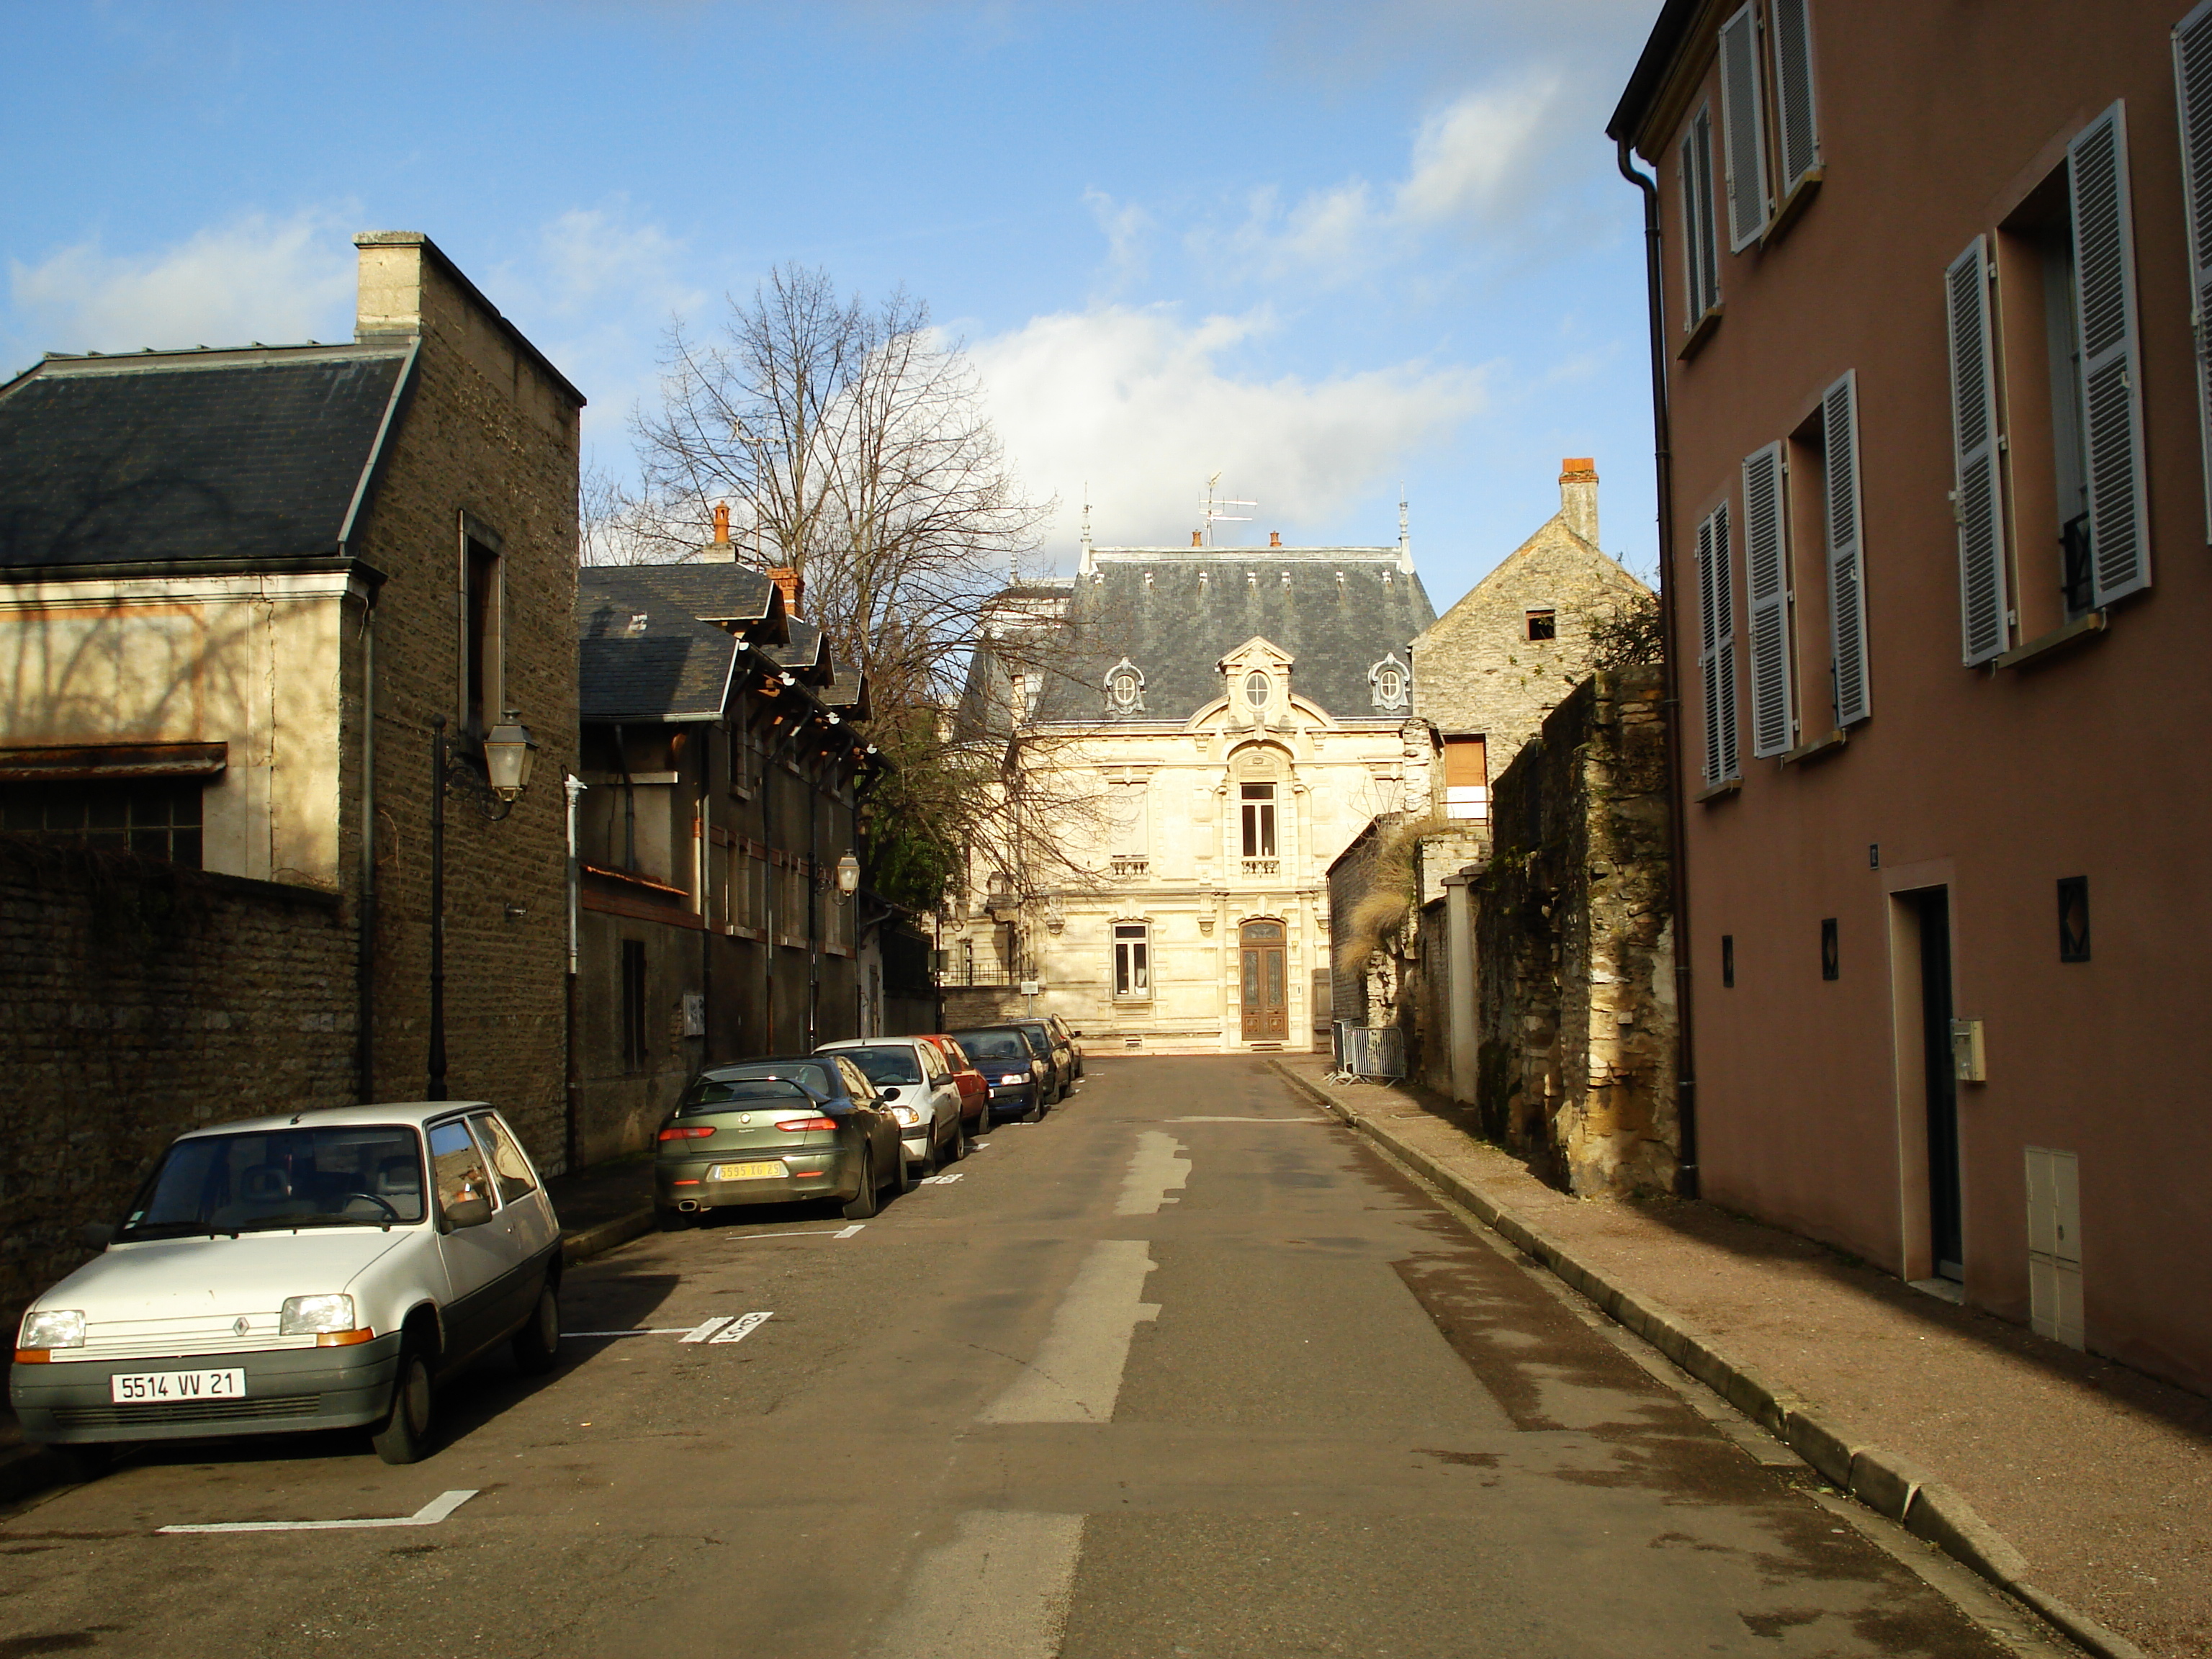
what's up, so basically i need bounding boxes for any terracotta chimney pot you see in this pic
[712,502,730,543]
[767,565,805,611]
[1269,531,1282,548]
[1192,530,1203,547]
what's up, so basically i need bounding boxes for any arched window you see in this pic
[1243,670,1270,708]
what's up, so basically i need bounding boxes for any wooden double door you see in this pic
[1238,920,1287,1042]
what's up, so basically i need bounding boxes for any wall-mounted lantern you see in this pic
[835,853,860,896]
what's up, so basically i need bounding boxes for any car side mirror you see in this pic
[878,1085,901,1101]
[1072,1030,1084,1038]
[444,1197,493,1231]
[81,1221,115,1251]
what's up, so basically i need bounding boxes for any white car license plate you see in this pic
[110,1369,248,1405]
[707,1161,788,1182]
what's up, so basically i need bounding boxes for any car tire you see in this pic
[512,1279,560,1376]
[1022,1089,1044,1123]
[372,1345,435,1465]
[842,1149,878,1220]
[944,1111,967,1163]
[900,1146,923,1193]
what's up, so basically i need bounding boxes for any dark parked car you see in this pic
[948,1028,1051,1125]
[654,1056,906,1228]
[1047,1013,1085,1080]
[1012,1018,1074,1102]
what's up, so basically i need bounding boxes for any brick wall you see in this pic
[1474,667,1678,1196]
[0,840,357,1339]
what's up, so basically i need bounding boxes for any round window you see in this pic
[1376,667,1403,701]
[1243,671,1270,708]
[1109,672,1138,708]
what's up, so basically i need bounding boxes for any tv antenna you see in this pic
[1199,472,1255,547]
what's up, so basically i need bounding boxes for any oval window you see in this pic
[1109,673,1138,708]
[1376,668,1402,701]
[1243,671,1270,707]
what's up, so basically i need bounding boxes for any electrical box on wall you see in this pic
[1949,1017,1986,1082]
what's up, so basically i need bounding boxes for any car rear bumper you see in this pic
[656,1146,860,1211]
[9,1334,406,1444]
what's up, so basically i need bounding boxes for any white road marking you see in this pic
[724,1228,850,1241]
[835,1223,868,1238]
[981,1240,1159,1424]
[869,1510,1083,1659]
[160,1489,478,1534]
[969,1142,990,1150]
[1168,1115,1323,1123]
[708,1310,773,1344]
[569,1328,698,1338]
[920,1172,965,1184]
[678,1316,737,1343]
[1115,1130,1190,1217]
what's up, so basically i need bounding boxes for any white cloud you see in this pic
[967,303,1485,558]
[1396,73,1565,225]
[1084,189,1153,293]
[7,210,356,354]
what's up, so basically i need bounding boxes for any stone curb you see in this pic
[1266,1059,2149,1659]
[559,1205,656,1267]
[0,1205,660,1514]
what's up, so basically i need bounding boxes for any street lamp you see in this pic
[835,853,860,896]
[429,711,538,1101]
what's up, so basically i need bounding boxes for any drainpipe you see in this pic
[806,743,822,1051]
[565,771,584,1176]
[699,732,714,1066]
[1618,135,1699,1199]
[356,588,377,1103]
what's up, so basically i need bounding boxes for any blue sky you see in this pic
[0,0,1665,609]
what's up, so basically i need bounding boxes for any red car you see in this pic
[915,1034,989,1135]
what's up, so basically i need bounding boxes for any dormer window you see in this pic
[1242,670,1271,709]
[1368,653,1410,711]
[1102,658,1146,715]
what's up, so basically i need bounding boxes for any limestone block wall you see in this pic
[0,840,357,1341]
[1474,667,1676,1196]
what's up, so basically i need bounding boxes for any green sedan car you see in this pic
[654,1056,907,1229]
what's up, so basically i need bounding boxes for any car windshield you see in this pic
[955,1030,1028,1061]
[1014,1026,1052,1057]
[120,1125,427,1238]
[835,1047,924,1086]
[680,1066,831,1114]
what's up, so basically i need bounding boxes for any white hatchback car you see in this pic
[9,1101,561,1465]
[814,1038,968,1177]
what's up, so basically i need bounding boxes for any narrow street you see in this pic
[1,1058,2054,1658]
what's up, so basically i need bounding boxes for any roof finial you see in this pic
[1079,483,1094,577]
[1398,486,1413,572]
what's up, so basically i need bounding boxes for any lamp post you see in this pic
[428,711,539,1102]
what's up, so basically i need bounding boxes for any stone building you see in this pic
[948,527,1438,1053]
[0,230,583,1322]
[572,546,873,1159]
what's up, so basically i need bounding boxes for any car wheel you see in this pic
[1023,1087,1044,1123]
[842,1148,878,1220]
[372,1345,435,1465]
[900,1142,924,1192]
[512,1279,560,1376]
[944,1110,967,1163]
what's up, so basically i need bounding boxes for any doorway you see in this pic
[1915,889,1964,1281]
[1239,919,1287,1042]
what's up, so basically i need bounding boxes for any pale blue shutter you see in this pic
[1742,443,1793,757]
[1697,504,1740,783]
[1824,372,1871,727]
[2069,103,2150,605]
[1946,238,2009,665]
[2174,4,2212,540]
[1718,3,1771,251]
[1768,0,1820,199]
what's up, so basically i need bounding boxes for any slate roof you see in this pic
[575,560,785,639]
[577,567,742,721]
[0,346,412,573]
[1023,549,1436,726]
[763,617,832,680]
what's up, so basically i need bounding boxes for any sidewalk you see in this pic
[1269,1054,2211,1659]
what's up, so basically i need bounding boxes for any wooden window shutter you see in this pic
[2175,4,2212,540]
[1696,503,1741,783]
[1718,2,1771,251]
[1946,237,2010,665]
[1742,443,1794,757]
[1823,372,1871,727]
[2069,102,2151,606]
[1679,106,1722,324]
[1768,0,1820,199]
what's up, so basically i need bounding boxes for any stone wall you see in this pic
[1474,667,1677,1196]
[0,840,358,1340]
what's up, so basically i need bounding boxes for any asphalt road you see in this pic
[0,1058,2067,1658]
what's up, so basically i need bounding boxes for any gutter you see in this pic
[1617,135,1700,1199]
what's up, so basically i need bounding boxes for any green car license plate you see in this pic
[707,1161,788,1182]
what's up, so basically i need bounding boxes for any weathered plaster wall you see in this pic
[1475,667,1676,1196]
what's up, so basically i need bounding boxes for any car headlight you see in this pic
[890,1105,922,1127]
[20,1310,84,1350]
[998,1073,1028,1086]
[279,1294,356,1336]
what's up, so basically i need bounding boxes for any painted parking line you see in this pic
[919,1172,965,1185]
[160,1489,478,1535]
[709,1310,773,1344]
[569,1327,699,1339]
[723,1228,854,1242]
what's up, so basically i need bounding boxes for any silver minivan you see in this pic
[9,1101,561,1465]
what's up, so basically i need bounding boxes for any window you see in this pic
[729,726,758,795]
[620,939,649,1072]
[1742,442,1794,756]
[1721,934,1735,989]
[1717,2,1771,250]
[2067,106,2149,608]
[1106,781,1148,868]
[1524,610,1556,642]
[1679,102,1722,327]
[1820,917,1840,981]
[1113,923,1150,998]
[2178,6,2212,539]
[1242,670,1270,708]
[469,1113,539,1204]
[1768,0,1821,203]
[1240,783,1277,858]
[429,1119,497,1215]
[2057,877,2091,963]
[1819,372,1871,727]
[1442,736,1488,822]
[1946,237,2010,664]
[0,780,202,866]
[1104,659,1145,714]
[461,532,503,739]
[1694,501,1740,785]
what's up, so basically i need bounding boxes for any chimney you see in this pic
[1269,531,1282,548]
[1559,458,1600,547]
[1192,530,1203,547]
[699,501,737,563]
[767,566,805,612]
[352,231,431,339]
